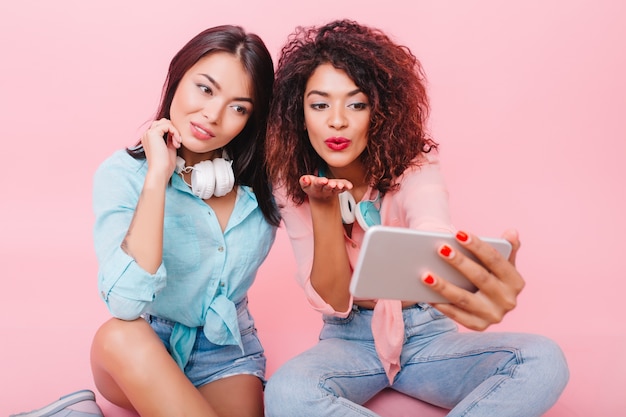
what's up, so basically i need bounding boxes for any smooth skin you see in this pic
[300,63,524,330]
[91,52,264,417]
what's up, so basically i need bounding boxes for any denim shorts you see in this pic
[145,298,266,388]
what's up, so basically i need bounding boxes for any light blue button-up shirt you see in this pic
[93,150,276,368]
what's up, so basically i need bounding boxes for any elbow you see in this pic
[105,296,150,321]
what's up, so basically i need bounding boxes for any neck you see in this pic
[179,148,222,167]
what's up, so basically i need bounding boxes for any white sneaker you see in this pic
[10,390,103,417]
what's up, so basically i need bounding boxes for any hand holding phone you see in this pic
[349,226,512,303]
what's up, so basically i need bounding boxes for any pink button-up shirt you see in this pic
[275,153,454,383]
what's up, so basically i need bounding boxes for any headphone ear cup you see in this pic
[191,160,216,199]
[338,191,356,224]
[212,158,235,197]
[355,201,381,230]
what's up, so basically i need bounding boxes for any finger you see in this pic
[420,271,481,312]
[431,242,517,316]
[501,228,521,265]
[324,178,352,192]
[299,175,313,189]
[423,271,507,329]
[429,302,492,331]
[165,127,182,149]
[436,242,499,296]
[454,231,523,293]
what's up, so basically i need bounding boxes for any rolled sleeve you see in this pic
[97,249,167,319]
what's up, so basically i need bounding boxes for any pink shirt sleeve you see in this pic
[381,152,455,233]
[274,186,353,317]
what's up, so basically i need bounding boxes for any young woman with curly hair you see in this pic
[264,19,568,417]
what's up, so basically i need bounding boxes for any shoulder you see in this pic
[97,149,146,174]
[94,149,147,182]
[93,149,148,192]
[397,151,445,184]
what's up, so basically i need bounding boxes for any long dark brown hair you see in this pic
[129,25,279,225]
[266,19,437,205]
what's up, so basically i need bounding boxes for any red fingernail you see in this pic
[423,274,435,285]
[456,231,469,242]
[439,244,453,258]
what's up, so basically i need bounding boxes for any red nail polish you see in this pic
[439,244,452,258]
[456,231,469,242]
[423,274,435,285]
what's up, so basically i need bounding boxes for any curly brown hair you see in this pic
[266,19,438,205]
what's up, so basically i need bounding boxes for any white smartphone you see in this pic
[349,225,512,303]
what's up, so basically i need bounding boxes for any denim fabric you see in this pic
[265,304,568,417]
[146,298,266,388]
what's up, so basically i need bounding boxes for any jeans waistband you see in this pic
[352,301,424,312]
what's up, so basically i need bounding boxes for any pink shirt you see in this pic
[275,153,454,382]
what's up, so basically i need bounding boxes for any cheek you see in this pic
[169,91,189,122]
[224,115,249,136]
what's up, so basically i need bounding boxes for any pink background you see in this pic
[1,0,624,415]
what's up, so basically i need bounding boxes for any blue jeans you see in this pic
[265,304,569,417]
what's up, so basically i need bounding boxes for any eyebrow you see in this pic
[200,73,254,104]
[306,88,362,98]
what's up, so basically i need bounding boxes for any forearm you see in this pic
[309,198,352,311]
[121,172,168,274]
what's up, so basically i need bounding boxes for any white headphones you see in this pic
[338,191,381,230]
[317,166,382,230]
[175,154,234,199]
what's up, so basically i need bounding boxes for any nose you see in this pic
[201,100,222,123]
[328,106,347,129]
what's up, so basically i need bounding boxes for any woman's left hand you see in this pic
[425,229,525,330]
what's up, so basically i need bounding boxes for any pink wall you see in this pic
[1,0,624,415]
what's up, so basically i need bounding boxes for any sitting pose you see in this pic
[264,19,568,417]
[7,24,280,417]
[88,24,279,417]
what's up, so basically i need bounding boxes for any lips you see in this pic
[190,122,215,141]
[325,137,350,151]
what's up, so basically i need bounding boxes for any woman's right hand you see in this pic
[141,118,182,185]
[299,174,352,203]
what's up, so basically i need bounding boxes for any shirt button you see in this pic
[351,242,357,248]
[220,282,225,287]
[218,246,224,252]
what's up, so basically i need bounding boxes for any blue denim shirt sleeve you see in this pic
[92,151,167,319]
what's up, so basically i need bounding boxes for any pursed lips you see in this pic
[324,136,350,151]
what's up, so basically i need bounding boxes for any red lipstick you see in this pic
[324,136,350,151]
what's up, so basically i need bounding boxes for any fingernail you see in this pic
[456,231,470,243]
[439,244,454,258]
[422,273,435,286]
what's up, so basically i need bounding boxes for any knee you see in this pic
[524,335,570,396]
[264,365,318,416]
[542,337,570,389]
[91,317,155,364]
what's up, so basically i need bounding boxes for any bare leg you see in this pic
[90,318,219,417]
[199,374,264,417]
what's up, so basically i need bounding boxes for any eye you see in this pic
[348,102,369,111]
[310,102,329,110]
[198,84,213,95]
[231,104,250,115]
